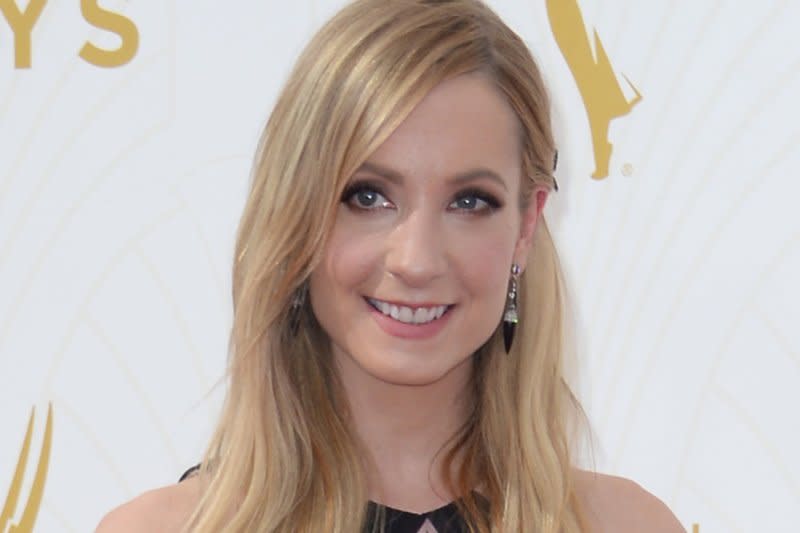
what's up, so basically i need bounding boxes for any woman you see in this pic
[97,0,684,531]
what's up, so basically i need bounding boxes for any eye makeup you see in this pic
[341,179,393,211]
[340,179,504,215]
[449,187,503,214]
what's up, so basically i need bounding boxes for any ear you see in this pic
[512,186,549,271]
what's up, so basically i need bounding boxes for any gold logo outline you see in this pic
[1,404,53,533]
[546,0,642,179]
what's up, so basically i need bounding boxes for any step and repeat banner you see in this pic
[1,1,797,531]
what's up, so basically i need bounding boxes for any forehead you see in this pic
[365,73,522,184]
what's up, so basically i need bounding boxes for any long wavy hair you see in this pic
[186,1,587,531]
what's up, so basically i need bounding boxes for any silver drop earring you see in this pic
[503,264,520,354]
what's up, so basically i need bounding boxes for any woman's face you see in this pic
[309,73,547,387]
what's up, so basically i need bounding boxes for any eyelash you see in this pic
[340,180,503,214]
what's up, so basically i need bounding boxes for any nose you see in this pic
[384,210,447,287]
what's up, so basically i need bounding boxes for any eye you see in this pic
[341,182,394,211]
[449,188,502,214]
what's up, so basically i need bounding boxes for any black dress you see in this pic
[179,465,482,532]
[364,498,476,532]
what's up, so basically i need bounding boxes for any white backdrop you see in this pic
[1,1,798,531]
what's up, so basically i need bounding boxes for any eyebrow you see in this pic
[355,161,509,191]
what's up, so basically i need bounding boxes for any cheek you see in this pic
[449,219,518,297]
[313,222,382,295]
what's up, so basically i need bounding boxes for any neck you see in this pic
[333,348,474,509]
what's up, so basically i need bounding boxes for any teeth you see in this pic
[367,298,448,325]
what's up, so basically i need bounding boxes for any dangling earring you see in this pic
[289,282,307,335]
[503,264,521,354]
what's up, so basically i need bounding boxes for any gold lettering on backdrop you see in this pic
[0,1,138,68]
[79,0,139,67]
[0,0,47,68]
[0,404,53,533]
[546,0,642,179]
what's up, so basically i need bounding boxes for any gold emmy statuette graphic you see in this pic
[546,0,642,179]
[0,404,53,533]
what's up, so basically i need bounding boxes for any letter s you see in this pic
[78,0,138,68]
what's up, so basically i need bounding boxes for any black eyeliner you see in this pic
[340,179,387,202]
[455,187,503,210]
[341,181,503,213]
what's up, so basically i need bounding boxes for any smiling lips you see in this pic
[365,297,451,325]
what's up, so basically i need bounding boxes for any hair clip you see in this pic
[552,150,559,192]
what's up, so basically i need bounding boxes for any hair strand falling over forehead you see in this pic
[186,1,588,532]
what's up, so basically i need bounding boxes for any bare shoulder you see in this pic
[95,475,202,533]
[572,468,686,533]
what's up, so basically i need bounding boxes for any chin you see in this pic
[357,350,472,387]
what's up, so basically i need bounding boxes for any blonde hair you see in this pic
[186,1,587,531]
